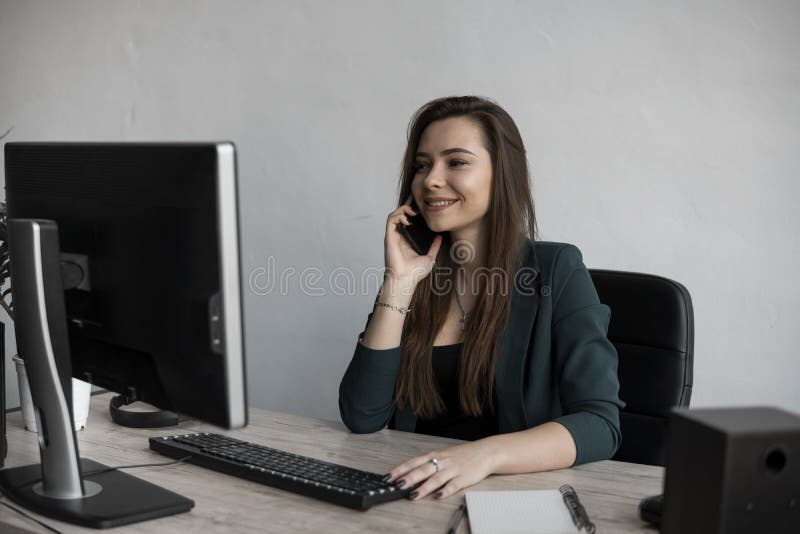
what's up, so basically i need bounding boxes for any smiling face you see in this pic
[410,117,493,235]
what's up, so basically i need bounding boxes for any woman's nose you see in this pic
[423,161,446,189]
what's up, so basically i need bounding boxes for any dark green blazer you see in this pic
[338,240,624,465]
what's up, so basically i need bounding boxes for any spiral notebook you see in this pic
[465,485,595,534]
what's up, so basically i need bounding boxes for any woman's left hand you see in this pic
[385,439,498,501]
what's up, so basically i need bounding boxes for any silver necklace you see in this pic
[455,269,471,331]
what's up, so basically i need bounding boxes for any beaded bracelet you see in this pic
[374,302,412,315]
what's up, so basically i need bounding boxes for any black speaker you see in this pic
[662,407,800,533]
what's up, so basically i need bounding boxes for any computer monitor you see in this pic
[0,142,248,528]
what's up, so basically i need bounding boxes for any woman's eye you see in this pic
[449,159,467,167]
[413,162,429,172]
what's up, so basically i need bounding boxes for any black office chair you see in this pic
[589,269,694,466]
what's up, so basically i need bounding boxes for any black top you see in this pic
[413,343,497,441]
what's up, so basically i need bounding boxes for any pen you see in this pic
[446,503,466,534]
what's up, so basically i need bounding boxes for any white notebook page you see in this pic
[465,490,580,534]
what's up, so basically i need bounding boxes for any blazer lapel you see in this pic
[494,239,540,431]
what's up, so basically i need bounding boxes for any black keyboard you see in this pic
[149,433,411,510]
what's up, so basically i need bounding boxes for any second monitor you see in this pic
[2,142,247,528]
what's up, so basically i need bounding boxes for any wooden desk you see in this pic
[1,393,663,533]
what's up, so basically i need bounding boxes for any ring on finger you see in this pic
[430,458,440,473]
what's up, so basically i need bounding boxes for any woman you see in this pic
[339,96,623,502]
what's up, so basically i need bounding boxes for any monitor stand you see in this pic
[0,219,193,528]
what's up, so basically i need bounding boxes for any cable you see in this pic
[82,455,192,479]
[0,456,191,533]
[0,299,14,320]
[10,455,194,493]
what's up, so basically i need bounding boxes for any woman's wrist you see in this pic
[379,273,416,306]
[480,434,508,474]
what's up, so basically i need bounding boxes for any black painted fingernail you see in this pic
[434,491,443,499]
[381,474,391,482]
[396,479,406,488]
[408,491,418,500]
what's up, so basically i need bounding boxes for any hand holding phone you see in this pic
[395,200,439,255]
[382,198,442,288]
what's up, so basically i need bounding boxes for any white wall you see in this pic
[1,0,798,420]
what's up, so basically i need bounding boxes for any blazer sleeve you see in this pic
[550,244,625,465]
[338,307,403,433]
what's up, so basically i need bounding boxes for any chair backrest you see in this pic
[589,269,694,466]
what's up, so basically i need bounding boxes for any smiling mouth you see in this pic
[425,199,458,207]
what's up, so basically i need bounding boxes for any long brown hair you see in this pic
[394,96,538,419]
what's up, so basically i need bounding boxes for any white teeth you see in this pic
[427,200,456,207]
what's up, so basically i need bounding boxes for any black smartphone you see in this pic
[396,200,439,255]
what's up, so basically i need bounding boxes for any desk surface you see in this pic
[1,393,663,533]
